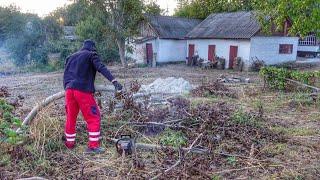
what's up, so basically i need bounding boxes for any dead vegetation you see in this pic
[191,81,237,98]
[0,65,319,179]
[0,80,289,179]
[0,86,10,97]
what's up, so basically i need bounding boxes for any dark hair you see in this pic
[82,39,96,51]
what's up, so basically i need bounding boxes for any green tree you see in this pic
[88,0,144,67]
[49,0,89,26]
[255,0,320,37]
[174,0,255,19]
[0,6,48,66]
[144,1,164,15]
[175,0,319,38]
[0,6,25,43]
[76,15,119,62]
[42,16,63,41]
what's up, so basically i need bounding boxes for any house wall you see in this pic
[187,39,251,68]
[250,36,298,65]
[157,39,187,63]
[127,39,159,64]
[128,39,187,63]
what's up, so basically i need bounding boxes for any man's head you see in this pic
[82,39,97,51]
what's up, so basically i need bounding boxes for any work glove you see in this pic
[113,80,123,92]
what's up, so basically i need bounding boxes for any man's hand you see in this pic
[112,80,123,92]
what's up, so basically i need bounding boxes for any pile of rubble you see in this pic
[140,77,192,94]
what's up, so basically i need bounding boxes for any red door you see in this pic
[188,44,195,65]
[188,44,195,58]
[208,45,216,62]
[146,43,153,64]
[229,46,238,69]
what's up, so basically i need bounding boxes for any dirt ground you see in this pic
[0,64,319,179]
[0,65,259,108]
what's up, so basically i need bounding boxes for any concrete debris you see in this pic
[140,77,192,94]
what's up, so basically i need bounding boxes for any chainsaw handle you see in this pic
[120,135,131,139]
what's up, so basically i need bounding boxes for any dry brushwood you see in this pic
[11,80,289,179]
[191,81,237,98]
[130,80,141,93]
[114,92,285,164]
[0,86,10,97]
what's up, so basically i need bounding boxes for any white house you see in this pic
[185,11,299,69]
[128,15,201,64]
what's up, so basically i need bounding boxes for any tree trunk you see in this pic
[116,38,127,68]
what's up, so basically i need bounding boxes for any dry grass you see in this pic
[0,65,320,179]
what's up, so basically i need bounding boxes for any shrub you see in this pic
[30,46,49,65]
[260,67,320,91]
[0,99,24,145]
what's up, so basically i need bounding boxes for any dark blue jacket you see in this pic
[63,45,114,93]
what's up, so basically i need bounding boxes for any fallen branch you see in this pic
[107,137,208,154]
[150,133,203,179]
[127,121,189,130]
[285,78,320,92]
[17,85,114,132]
[17,177,48,180]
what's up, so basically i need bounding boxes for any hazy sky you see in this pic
[0,0,178,17]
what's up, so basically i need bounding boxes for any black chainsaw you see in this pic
[115,135,134,156]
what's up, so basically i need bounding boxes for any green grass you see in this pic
[0,154,10,166]
[159,129,187,148]
[271,126,319,136]
[289,92,315,107]
[226,156,237,166]
[190,97,218,107]
[307,112,320,122]
[262,143,288,156]
[231,108,261,127]
[211,175,222,180]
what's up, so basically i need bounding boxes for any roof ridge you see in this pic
[144,14,202,39]
[186,11,261,39]
[144,14,203,21]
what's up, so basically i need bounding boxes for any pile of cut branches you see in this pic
[0,80,287,179]
[105,82,286,179]
[191,81,237,98]
[0,86,10,97]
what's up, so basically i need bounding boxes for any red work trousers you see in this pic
[65,89,101,149]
